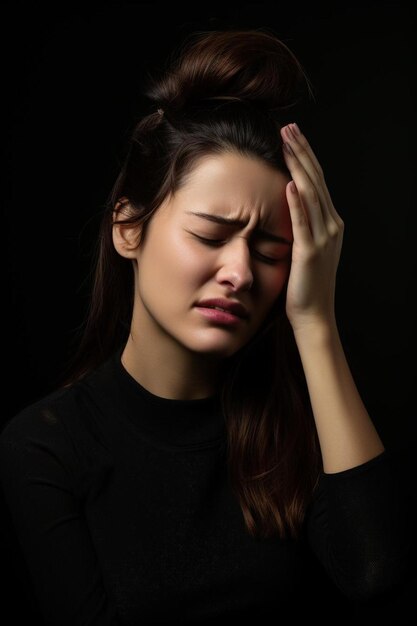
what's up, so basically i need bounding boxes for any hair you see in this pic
[63,28,322,540]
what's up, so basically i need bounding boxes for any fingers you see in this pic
[281,124,343,231]
[285,179,315,248]
[283,140,327,241]
[285,124,324,183]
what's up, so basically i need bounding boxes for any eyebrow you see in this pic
[185,211,292,245]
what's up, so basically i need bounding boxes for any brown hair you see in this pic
[64,28,321,539]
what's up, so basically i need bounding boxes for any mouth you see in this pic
[195,306,245,325]
[195,299,249,319]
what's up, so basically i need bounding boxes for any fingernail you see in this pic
[284,125,295,141]
[291,123,301,136]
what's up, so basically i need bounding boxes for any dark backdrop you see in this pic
[3,2,416,623]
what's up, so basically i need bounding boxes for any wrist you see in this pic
[291,315,339,348]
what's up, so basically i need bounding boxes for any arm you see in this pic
[293,320,384,473]
[280,123,384,473]
[306,451,412,600]
[280,123,411,598]
[0,402,122,626]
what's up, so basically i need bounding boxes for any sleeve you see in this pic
[0,403,123,626]
[305,450,413,602]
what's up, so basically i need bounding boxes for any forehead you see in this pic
[170,152,290,228]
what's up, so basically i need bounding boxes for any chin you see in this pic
[194,338,250,359]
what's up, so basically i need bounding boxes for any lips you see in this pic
[196,298,249,319]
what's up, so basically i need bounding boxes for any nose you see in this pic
[216,238,254,292]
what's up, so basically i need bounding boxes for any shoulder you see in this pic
[0,386,85,498]
[1,386,78,443]
[0,355,117,462]
[0,357,122,500]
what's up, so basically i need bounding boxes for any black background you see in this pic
[3,1,416,623]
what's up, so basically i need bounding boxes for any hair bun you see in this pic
[145,29,311,115]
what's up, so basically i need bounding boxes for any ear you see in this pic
[112,197,143,259]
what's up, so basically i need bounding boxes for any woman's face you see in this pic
[122,152,293,360]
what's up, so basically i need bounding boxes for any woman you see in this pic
[0,28,410,625]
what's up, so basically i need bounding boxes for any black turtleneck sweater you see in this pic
[0,351,411,625]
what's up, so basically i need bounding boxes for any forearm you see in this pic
[294,319,385,474]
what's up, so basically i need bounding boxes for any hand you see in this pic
[280,123,344,334]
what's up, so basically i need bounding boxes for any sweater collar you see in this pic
[102,349,227,449]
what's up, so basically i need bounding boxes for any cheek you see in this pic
[148,230,210,289]
[173,235,210,280]
[263,262,290,303]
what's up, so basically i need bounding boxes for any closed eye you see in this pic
[193,234,284,265]
[195,236,227,245]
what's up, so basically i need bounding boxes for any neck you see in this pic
[121,334,225,401]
